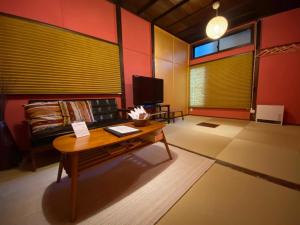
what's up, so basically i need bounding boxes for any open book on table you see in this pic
[104,125,141,137]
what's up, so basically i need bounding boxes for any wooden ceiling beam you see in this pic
[165,2,211,29]
[152,0,190,23]
[136,0,159,15]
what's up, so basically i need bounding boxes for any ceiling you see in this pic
[112,0,300,43]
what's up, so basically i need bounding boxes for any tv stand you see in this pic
[153,104,184,123]
[157,104,170,123]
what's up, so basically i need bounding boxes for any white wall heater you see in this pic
[256,105,284,125]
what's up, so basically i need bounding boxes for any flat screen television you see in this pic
[133,75,163,105]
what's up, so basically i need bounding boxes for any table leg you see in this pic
[167,105,170,124]
[56,154,64,183]
[70,152,79,222]
[30,149,36,172]
[161,130,172,160]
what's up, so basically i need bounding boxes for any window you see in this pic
[1,14,122,94]
[194,41,218,58]
[189,53,253,109]
[219,29,252,51]
[192,28,253,58]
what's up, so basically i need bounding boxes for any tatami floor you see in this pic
[0,115,299,225]
[159,115,300,225]
[157,164,300,225]
[164,116,300,184]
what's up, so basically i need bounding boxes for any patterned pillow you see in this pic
[59,100,94,123]
[24,101,64,134]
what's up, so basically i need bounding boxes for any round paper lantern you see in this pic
[206,16,228,40]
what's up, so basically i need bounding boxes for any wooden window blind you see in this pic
[190,52,253,109]
[0,14,121,94]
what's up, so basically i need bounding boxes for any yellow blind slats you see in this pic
[190,53,253,109]
[0,15,121,94]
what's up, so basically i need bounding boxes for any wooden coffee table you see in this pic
[53,121,172,222]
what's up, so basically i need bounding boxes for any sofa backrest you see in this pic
[25,98,125,146]
[90,99,119,122]
[27,98,120,128]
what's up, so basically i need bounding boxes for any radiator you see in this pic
[256,105,284,125]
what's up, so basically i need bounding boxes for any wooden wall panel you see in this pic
[173,63,188,113]
[173,38,188,65]
[154,26,189,114]
[155,58,173,106]
[154,27,173,62]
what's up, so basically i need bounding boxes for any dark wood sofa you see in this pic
[25,98,128,171]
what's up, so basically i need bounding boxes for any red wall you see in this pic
[61,0,117,42]
[257,7,300,124]
[189,108,250,120]
[121,9,152,108]
[0,0,117,42]
[260,8,300,49]
[0,0,63,26]
[0,0,121,150]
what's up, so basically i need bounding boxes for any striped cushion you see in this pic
[59,101,94,123]
[24,101,64,134]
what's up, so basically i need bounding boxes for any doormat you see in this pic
[197,122,219,128]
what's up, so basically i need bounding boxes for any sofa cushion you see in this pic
[24,101,65,134]
[59,100,94,123]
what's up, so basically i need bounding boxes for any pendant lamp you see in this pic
[206,1,228,39]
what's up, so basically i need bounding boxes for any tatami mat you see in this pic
[195,117,249,138]
[165,116,249,139]
[164,116,300,185]
[217,139,300,184]
[247,122,300,137]
[157,164,300,225]
[236,122,300,151]
[179,115,211,124]
[163,116,210,134]
[164,127,232,158]
[0,143,214,225]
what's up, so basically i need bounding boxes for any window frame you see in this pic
[191,26,254,59]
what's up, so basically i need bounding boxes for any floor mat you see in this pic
[217,139,300,185]
[0,143,214,225]
[165,127,232,158]
[236,122,300,151]
[157,164,300,225]
[197,122,219,128]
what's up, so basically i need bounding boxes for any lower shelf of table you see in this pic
[62,132,163,175]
